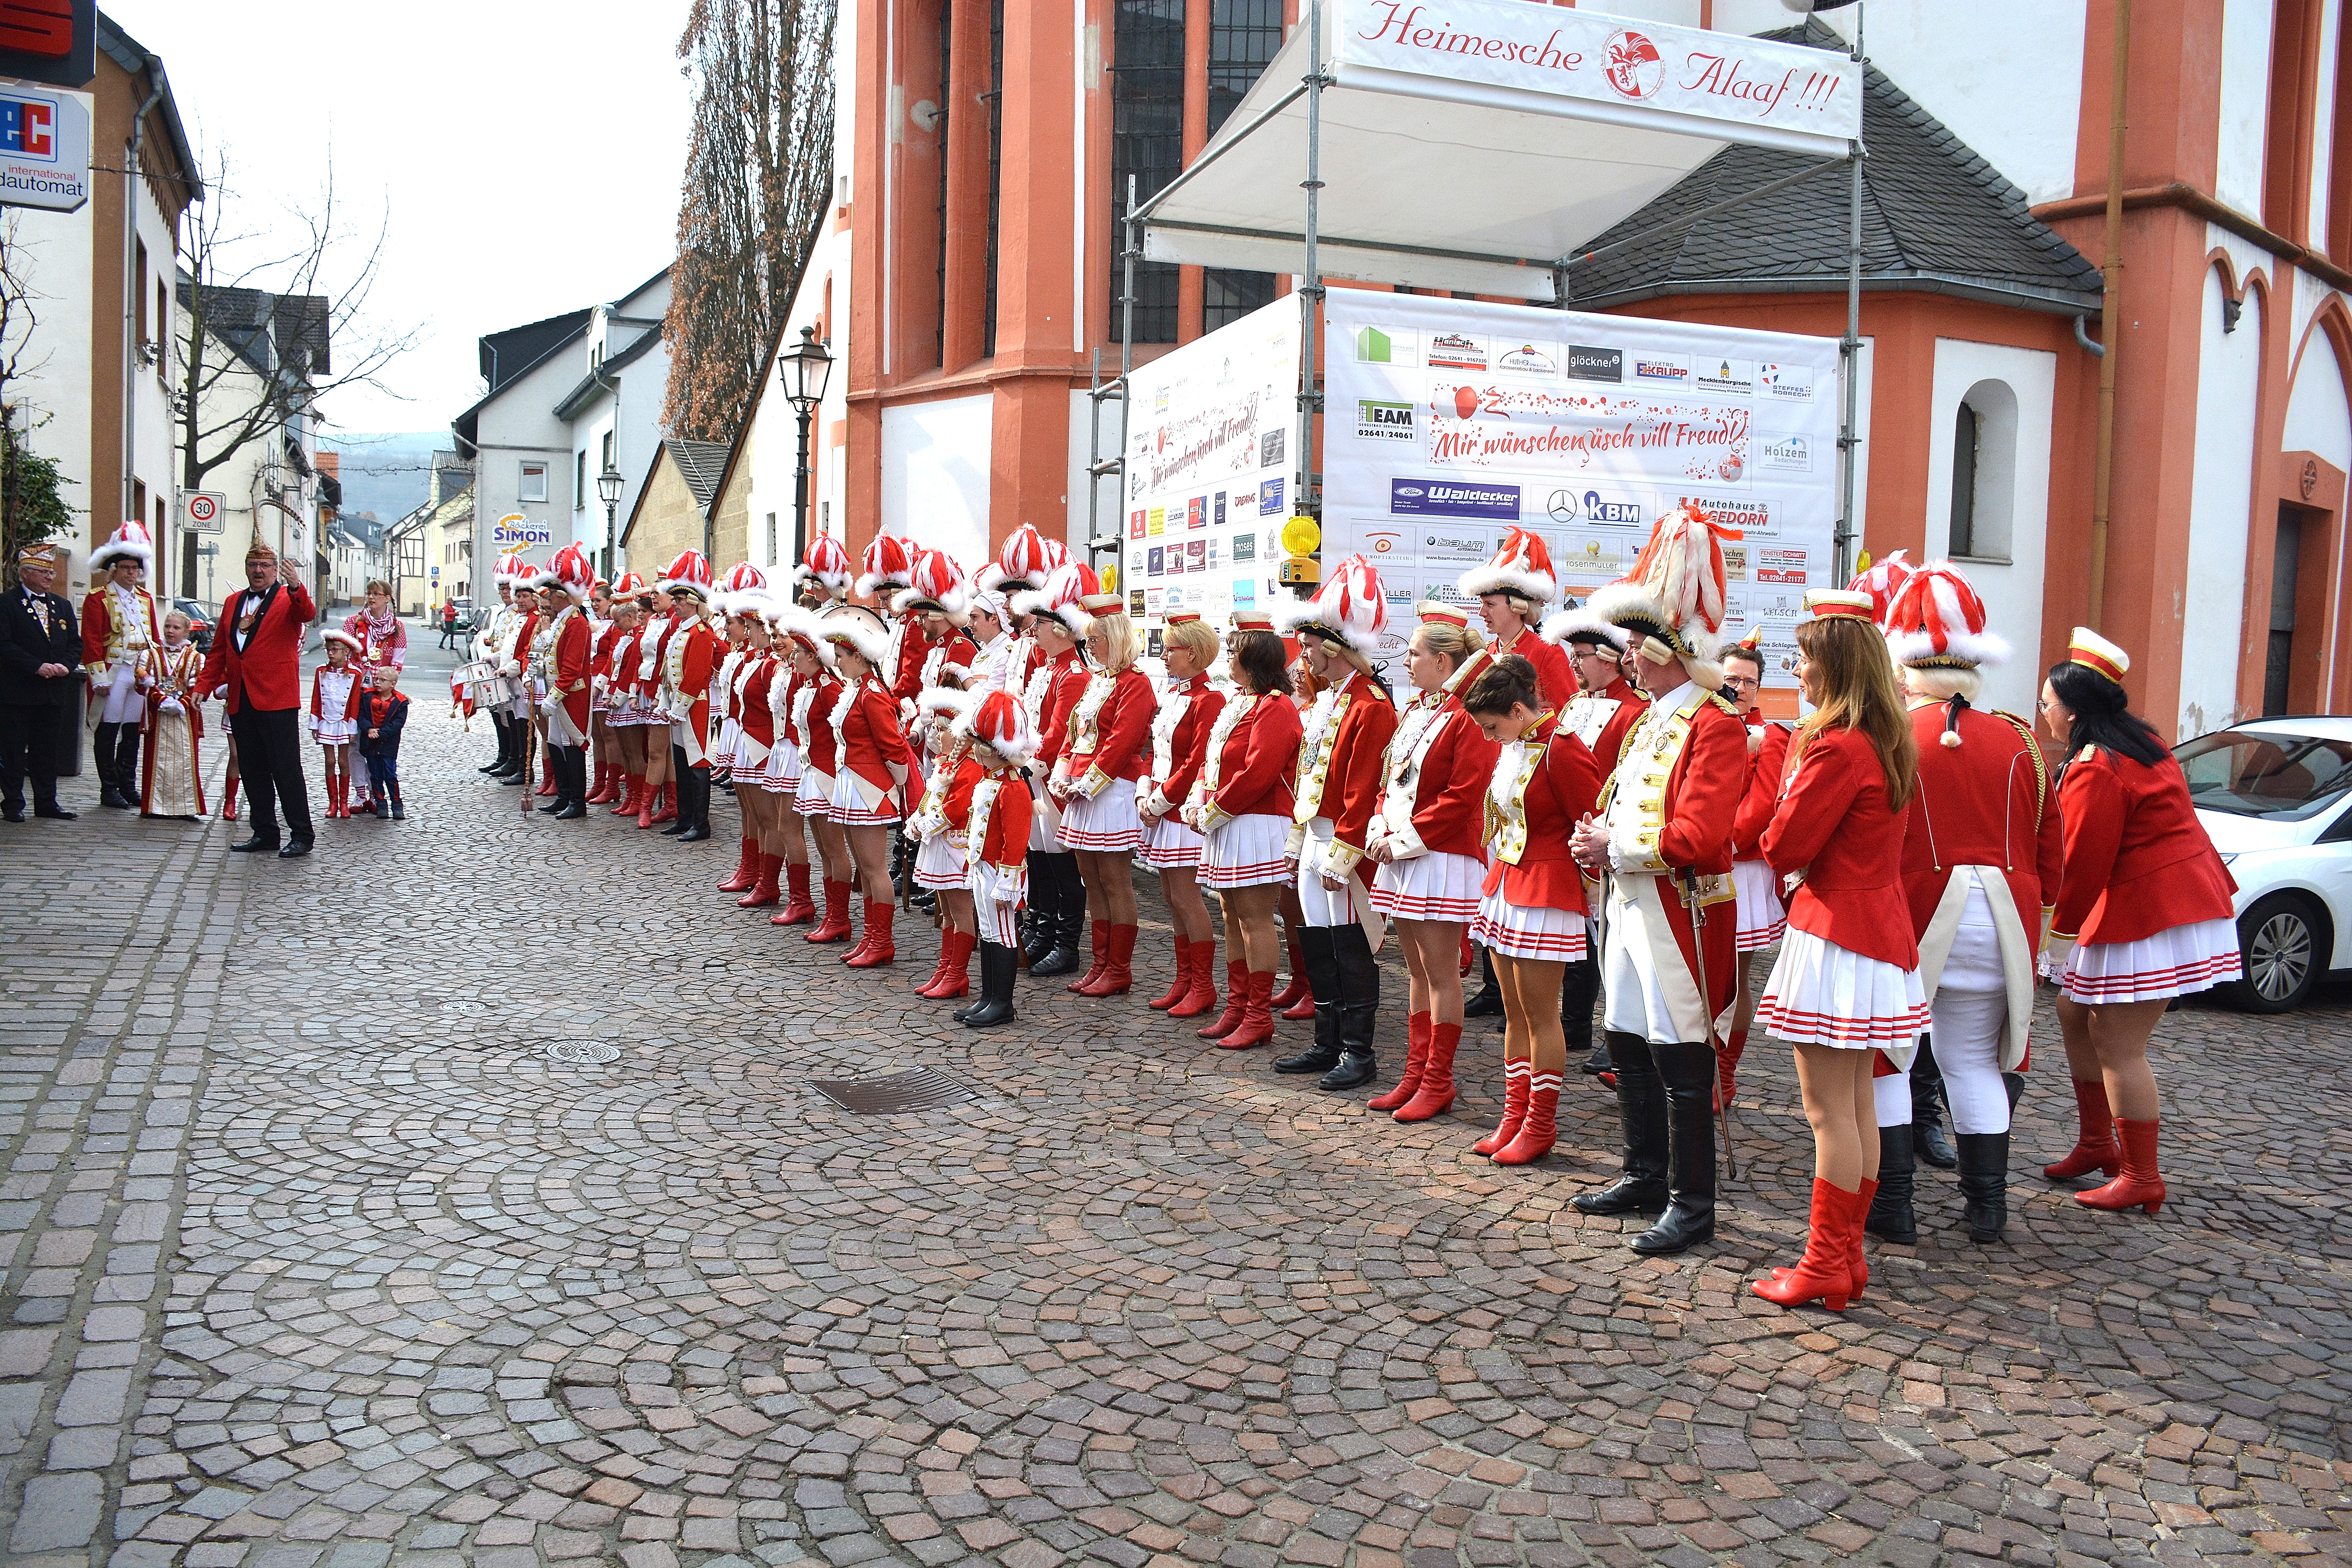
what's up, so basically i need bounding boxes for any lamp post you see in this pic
[597,464,624,582]
[778,324,834,570]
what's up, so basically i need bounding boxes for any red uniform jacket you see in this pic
[836,677,913,793]
[738,656,779,749]
[938,753,985,832]
[199,579,318,713]
[1609,696,1747,1026]
[590,621,622,685]
[308,663,364,723]
[1494,626,1575,713]
[1032,651,1089,772]
[1205,693,1304,824]
[1899,703,2062,938]
[81,586,161,668]
[890,610,935,705]
[553,610,593,731]
[641,615,679,704]
[1733,717,1793,860]
[1389,701,1499,862]
[1588,675,1645,776]
[677,619,722,764]
[1067,666,1157,789]
[2050,745,2238,945]
[1145,675,1225,815]
[973,768,1034,869]
[1761,726,1916,969]
[1310,671,1399,881]
[797,672,844,774]
[1484,715,1600,910]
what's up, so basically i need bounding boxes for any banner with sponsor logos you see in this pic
[1322,291,1840,697]
[1120,295,1304,656]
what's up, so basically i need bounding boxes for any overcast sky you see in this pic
[107,0,697,445]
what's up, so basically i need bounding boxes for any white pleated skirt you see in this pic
[830,768,899,826]
[310,717,356,745]
[796,764,833,818]
[2060,916,2240,1004]
[1732,858,1786,952]
[1200,812,1291,891]
[1141,813,1203,869]
[1757,927,1931,1049]
[712,717,742,768]
[1028,776,1063,853]
[1373,851,1484,923]
[1470,889,1589,962]
[914,831,968,890]
[760,737,802,796]
[735,734,771,773]
[1058,776,1143,851]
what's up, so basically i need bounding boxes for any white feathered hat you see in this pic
[1457,526,1558,607]
[891,548,971,622]
[1583,501,1743,689]
[795,534,853,598]
[978,522,1061,593]
[956,687,1036,764]
[854,532,916,599]
[1278,553,1388,657]
[91,519,154,569]
[1012,561,1101,638]
[1882,560,2010,670]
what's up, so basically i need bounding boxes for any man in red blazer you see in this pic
[199,535,318,856]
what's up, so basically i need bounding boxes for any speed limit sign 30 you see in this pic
[183,492,225,532]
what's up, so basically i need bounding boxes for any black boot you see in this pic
[94,722,131,809]
[677,766,712,841]
[538,744,571,811]
[1319,923,1380,1092]
[480,716,511,772]
[1561,955,1600,1060]
[1020,851,1054,967]
[961,941,1018,1027]
[1630,1040,1717,1255]
[1956,1132,2009,1243]
[113,723,142,808]
[1462,946,1504,1018]
[1866,1123,1918,1243]
[1911,1036,1956,1169]
[661,747,693,833]
[1275,926,1342,1075]
[490,718,523,779]
[1572,1032,1669,1216]
[1031,855,1085,976]
[552,749,589,819]
[388,786,405,822]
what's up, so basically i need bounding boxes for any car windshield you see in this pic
[2176,731,2352,820]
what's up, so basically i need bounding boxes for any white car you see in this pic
[2176,716,2352,1011]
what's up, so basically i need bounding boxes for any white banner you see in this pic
[1120,296,1303,655]
[1322,292,1842,699]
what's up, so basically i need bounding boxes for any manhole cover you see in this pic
[544,1042,622,1064]
[813,1067,978,1114]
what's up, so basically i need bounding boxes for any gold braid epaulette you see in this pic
[1992,709,2049,828]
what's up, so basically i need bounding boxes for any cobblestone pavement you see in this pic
[4,656,2352,1568]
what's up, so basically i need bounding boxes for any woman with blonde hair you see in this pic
[1051,599,1157,995]
[1751,590,1928,1312]
[1138,614,1229,1017]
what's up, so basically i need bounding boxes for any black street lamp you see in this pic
[597,464,624,582]
[779,325,833,569]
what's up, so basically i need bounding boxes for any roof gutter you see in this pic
[1562,270,2105,318]
[2031,180,2352,295]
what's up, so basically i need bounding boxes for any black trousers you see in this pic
[234,706,314,842]
[0,701,65,808]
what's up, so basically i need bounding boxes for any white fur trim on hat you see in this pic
[321,628,363,652]
[1539,607,1627,652]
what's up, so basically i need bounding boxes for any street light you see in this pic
[779,324,833,569]
[597,464,624,582]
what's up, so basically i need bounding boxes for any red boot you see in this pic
[1195,959,1250,1038]
[220,777,240,820]
[1169,944,1220,1020]
[586,763,616,804]
[1494,1071,1559,1165]
[1271,934,1309,1013]
[846,900,896,967]
[2043,1079,2123,1181]
[737,854,782,908]
[646,783,677,826]
[1459,929,1474,977]
[536,745,559,795]
[1149,938,1194,1010]
[1716,1028,1748,1112]
[1216,971,1277,1049]
[1472,1060,1529,1155]
[1394,1022,1461,1122]
[612,774,641,815]
[772,861,817,926]
[1080,924,1136,996]
[805,880,853,943]
[1067,922,1111,993]
[719,835,761,892]
[1369,1013,1432,1113]
[2077,1118,2165,1213]
[1752,1180,1857,1311]
[921,929,976,999]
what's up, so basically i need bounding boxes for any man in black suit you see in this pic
[0,542,83,822]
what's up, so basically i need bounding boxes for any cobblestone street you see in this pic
[4,678,2352,1568]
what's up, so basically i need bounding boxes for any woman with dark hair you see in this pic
[2037,629,2237,1215]
[1185,615,1305,1051]
[1458,653,1601,1162]
[1751,590,1928,1313]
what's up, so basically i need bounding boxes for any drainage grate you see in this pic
[813,1067,979,1114]
[544,1041,622,1064]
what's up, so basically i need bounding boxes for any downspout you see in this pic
[2088,0,2131,633]
[123,56,165,564]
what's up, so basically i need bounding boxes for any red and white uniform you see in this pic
[759,659,805,794]
[1188,692,1304,891]
[1056,664,1156,851]
[828,675,912,825]
[1595,683,1747,1044]
[661,610,724,765]
[305,662,364,745]
[888,610,935,711]
[1025,648,1088,851]
[2046,745,2239,1004]
[1563,671,1643,776]
[792,668,845,818]
[83,580,162,724]
[1290,670,1398,926]
[1731,712,1793,951]
[710,642,750,768]
[733,651,780,773]
[909,741,982,890]
[545,604,592,743]
[589,618,624,715]
[1755,728,1931,1053]
[1472,713,1601,960]
[1490,624,1576,713]
[1370,659,1497,924]
[1141,673,1225,870]
[966,765,1036,947]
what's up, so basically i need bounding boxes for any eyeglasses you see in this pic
[1721,675,1760,691]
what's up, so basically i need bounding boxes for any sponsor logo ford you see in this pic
[1391,479,1519,520]
[1564,344,1623,383]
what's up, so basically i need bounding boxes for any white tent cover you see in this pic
[1143,0,1863,301]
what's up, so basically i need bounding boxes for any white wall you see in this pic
[881,393,992,565]
[2181,259,2262,740]
[1923,338,2056,719]
[2283,330,2352,468]
[2312,0,2344,237]
[1067,387,1124,560]
[2217,0,2276,215]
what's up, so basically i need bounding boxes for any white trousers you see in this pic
[1930,872,2013,1135]
[1296,820,1357,927]
[100,659,142,723]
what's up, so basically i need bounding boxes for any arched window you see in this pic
[1948,378,2018,562]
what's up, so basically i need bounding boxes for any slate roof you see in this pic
[665,439,732,511]
[479,308,593,393]
[550,326,665,421]
[1560,20,2103,316]
[178,283,332,377]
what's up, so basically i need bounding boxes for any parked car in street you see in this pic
[2176,716,2352,1011]
[171,597,214,651]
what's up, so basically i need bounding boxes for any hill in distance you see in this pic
[323,432,448,527]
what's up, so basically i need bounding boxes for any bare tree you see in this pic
[0,215,74,576]
[663,0,838,443]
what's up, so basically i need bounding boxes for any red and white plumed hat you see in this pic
[714,561,768,615]
[979,522,1058,593]
[817,602,893,667]
[610,571,650,599]
[796,534,852,598]
[1279,554,1388,657]
[855,532,916,598]
[1584,501,1744,685]
[2067,626,2129,685]
[540,543,596,600]
[321,627,363,652]
[916,686,975,726]
[91,519,154,568]
[658,549,713,598]
[956,687,1036,764]
[1882,560,2009,670]
[1458,526,1558,607]
[1012,560,1100,637]
[1847,549,1915,624]
[1540,600,1630,652]
[892,548,971,622]
[492,550,532,590]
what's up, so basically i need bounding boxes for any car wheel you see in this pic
[2221,892,2326,1013]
